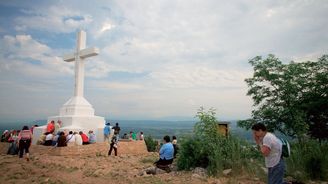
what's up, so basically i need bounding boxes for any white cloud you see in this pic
[14,5,93,33]
[149,64,250,89]
[0,34,72,78]
[83,59,111,78]
[0,0,328,120]
[91,81,143,91]
[98,21,115,35]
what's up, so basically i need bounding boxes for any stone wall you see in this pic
[0,140,148,156]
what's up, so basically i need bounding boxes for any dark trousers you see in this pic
[108,143,117,156]
[155,158,173,168]
[44,140,52,146]
[173,144,178,158]
[19,139,31,158]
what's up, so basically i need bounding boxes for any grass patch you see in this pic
[140,156,157,164]
[286,140,328,182]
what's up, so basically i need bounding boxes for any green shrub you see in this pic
[177,107,261,176]
[286,140,328,181]
[144,135,158,152]
[177,136,209,170]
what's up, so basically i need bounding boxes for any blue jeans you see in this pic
[268,158,287,184]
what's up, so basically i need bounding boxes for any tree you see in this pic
[238,54,328,141]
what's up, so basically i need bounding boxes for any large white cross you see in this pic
[63,30,99,97]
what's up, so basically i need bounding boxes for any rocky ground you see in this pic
[1,141,326,184]
[6,141,326,184]
[0,152,265,184]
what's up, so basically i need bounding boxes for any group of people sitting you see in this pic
[2,129,20,155]
[121,131,144,140]
[38,130,96,147]
[37,120,96,147]
[2,120,179,173]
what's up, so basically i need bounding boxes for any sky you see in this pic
[0,0,327,122]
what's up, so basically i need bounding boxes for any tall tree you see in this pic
[238,54,328,141]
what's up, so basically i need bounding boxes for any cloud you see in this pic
[0,0,328,120]
[97,21,116,37]
[149,64,250,89]
[91,81,143,91]
[85,61,111,78]
[2,35,50,59]
[0,34,72,78]
[14,5,93,33]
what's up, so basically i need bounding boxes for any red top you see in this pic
[47,123,55,133]
[81,133,89,143]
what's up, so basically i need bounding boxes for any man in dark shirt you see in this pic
[112,122,121,135]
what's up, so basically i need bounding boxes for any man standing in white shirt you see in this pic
[251,123,287,184]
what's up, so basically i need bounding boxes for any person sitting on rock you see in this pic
[37,132,46,145]
[79,131,89,145]
[66,131,76,146]
[44,132,53,146]
[54,120,62,135]
[122,133,129,139]
[1,130,10,142]
[154,135,174,171]
[129,131,137,140]
[52,131,61,146]
[88,130,96,144]
[46,120,55,134]
[57,132,67,147]
[7,130,18,155]
[74,132,82,146]
[172,135,178,158]
[139,132,144,141]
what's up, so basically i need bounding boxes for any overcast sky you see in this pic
[0,0,327,121]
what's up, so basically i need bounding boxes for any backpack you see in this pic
[280,138,291,157]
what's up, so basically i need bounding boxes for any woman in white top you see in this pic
[66,131,76,146]
[44,132,54,146]
[74,132,83,146]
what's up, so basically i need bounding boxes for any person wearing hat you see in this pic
[103,122,111,143]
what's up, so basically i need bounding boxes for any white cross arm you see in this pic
[63,53,75,62]
[62,47,99,62]
[80,47,99,59]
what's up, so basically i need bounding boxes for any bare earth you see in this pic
[0,142,264,184]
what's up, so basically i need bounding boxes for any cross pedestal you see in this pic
[32,30,106,144]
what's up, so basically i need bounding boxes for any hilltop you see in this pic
[0,142,263,184]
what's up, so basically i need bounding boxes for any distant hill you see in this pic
[0,119,254,141]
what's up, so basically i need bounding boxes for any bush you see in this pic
[177,136,209,169]
[144,135,158,152]
[286,140,328,181]
[177,107,261,176]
